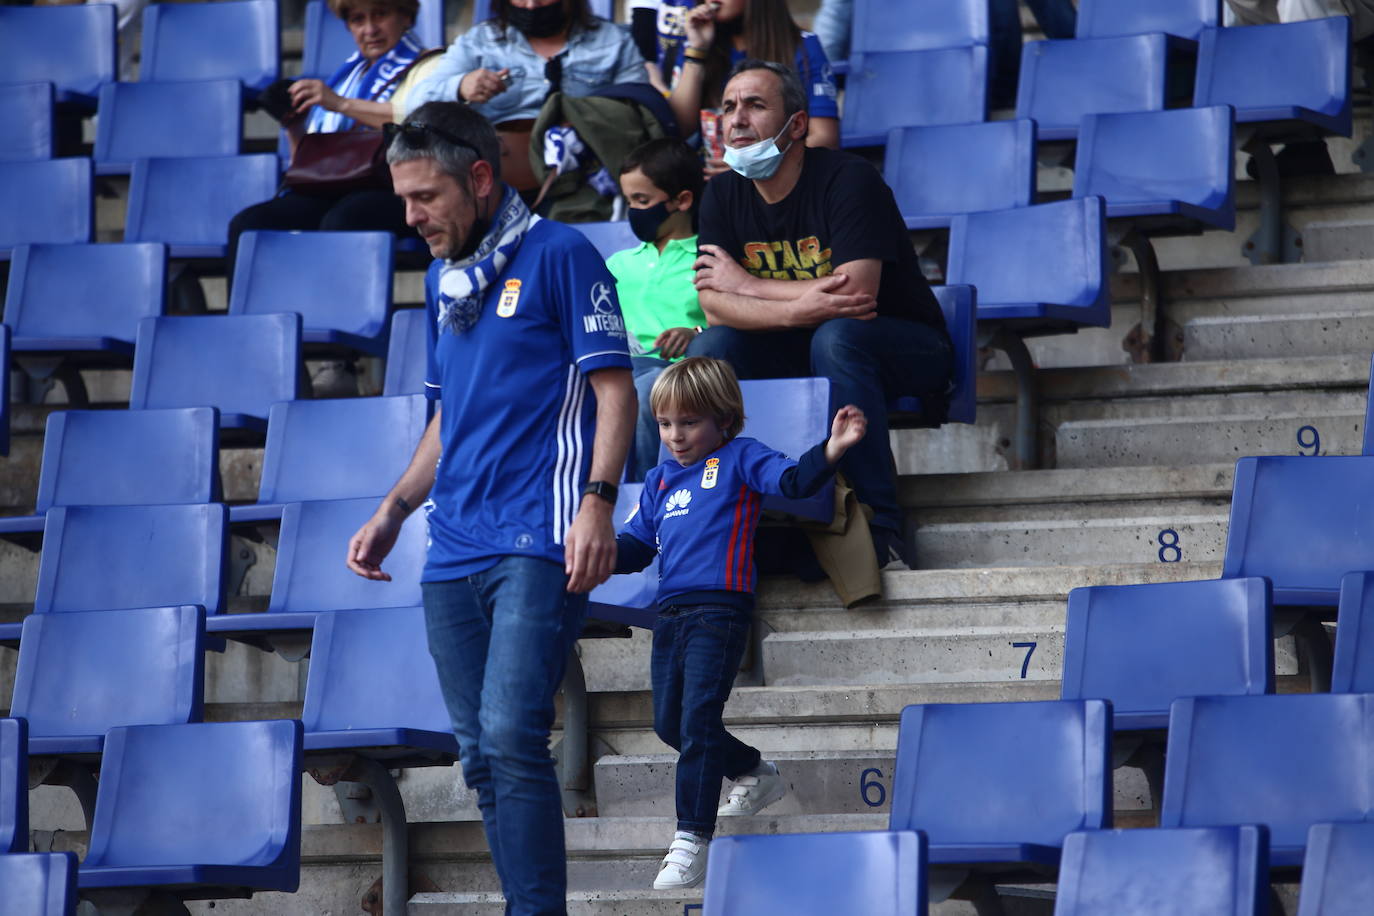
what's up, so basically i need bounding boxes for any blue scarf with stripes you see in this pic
[306,30,425,134]
[437,186,538,335]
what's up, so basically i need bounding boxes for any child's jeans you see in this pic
[651,602,762,837]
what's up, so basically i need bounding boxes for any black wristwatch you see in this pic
[581,480,618,505]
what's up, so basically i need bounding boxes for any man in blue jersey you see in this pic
[346,101,635,916]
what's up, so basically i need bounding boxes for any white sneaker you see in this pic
[717,761,786,817]
[653,831,709,890]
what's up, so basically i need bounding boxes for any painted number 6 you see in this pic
[860,768,886,808]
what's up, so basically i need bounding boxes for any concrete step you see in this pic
[901,463,1235,510]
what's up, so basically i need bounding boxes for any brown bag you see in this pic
[283,129,389,196]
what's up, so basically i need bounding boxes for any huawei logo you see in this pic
[665,489,693,511]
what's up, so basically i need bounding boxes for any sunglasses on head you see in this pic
[383,120,483,158]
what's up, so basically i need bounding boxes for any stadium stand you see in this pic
[841,46,989,148]
[93,80,243,176]
[703,830,928,916]
[0,5,115,109]
[0,851,79,916]
[138,0,281,96]
[884,120,1036,231]
[1295,822,1374,916]
[851,0,988,52]
[0,83,55,162]
[382,308,429,397]
[1054,825,1268,916]
[1331,571,1374,693]
[1365,354,1374,455]
[1015,33,1169,142]
[0,324,8,458]
[1074,0,1221,40]
[0,158,93,260]
[1,717,26,853]
[124,154,280,259]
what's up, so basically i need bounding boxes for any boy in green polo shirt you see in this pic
[609,138,708,480]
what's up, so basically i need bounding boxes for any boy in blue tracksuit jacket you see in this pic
[614,356,867,890]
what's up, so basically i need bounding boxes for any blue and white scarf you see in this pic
[437,186,539,335]
[306,30,425,134]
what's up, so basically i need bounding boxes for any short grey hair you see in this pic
[386,101,503,186]
[728,58,808,120]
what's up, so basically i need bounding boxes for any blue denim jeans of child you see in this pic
[651,603,761,838]
[422,556,588,916]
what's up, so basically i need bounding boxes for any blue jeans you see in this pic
[686,316,953,536]
[651,603,760,838]
[631,355,670,480]
[989,0,1078,107]
[422,557,587,916]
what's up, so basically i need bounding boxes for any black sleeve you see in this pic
[630,7,659,62]
[777,442,837,499]
[614,533,658,574]
[824,158,907,268]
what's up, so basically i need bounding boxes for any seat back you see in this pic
[1054,826,1267,916]
[890,700,1111,847]
[11,607,205,741]
[129,314,303,426]
[140,0,280,93]
[84,720,302,880]
[570,220,639,261]
[935,285,977,425]
[0,82,54,161]
[852,0,988,52]
[35,408,220,514]
[230,230,393,341]
[1331,572,1374,693]
[0,158,93,254]
[270,497,426,613]
[302,607,454,736]
[258,395,429,505]
[1160,694,1374,857]
[1195,18,1351,136]
[1062,577,1272,729]
[125,155,280,254]
[1,717,27,853]
[885,120,1035,229]
[1297,822,1374,916]
[0,6,115,102]
[0,852,78,916]
[5,243,167,344]
[1073,106,1235,230]
[1076,0,1220,40]
[734,378,833,523]
[947,196,1110,328]
[842,47,988,148]
[1016,34,1168,140]
[94,80,242,172]
[302,0,446,77]
[34,505,227,615]
[703,830,928,916]
[1221,456,1374,606]
[383,309,428,396]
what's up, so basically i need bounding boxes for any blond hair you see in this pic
[649,357,746,440]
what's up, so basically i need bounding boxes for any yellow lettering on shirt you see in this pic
[739,236,833,282]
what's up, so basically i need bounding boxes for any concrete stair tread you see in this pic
[900,463,1235,509]
[915,503,1226,527]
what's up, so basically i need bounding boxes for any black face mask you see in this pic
[628,201,672,243]
[507,2,567,38]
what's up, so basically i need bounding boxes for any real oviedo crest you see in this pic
[497,279,521,318]
[701,457,719,489]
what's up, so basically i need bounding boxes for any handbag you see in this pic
[283,129,389,196]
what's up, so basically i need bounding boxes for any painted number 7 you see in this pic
[1012,641,1037,679]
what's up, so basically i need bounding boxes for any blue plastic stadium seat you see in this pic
[733,378,833,523]
[842,47,988,148]
[0,5,115,108]
[0,83,55,161]
[5,243,166,361]
[1062,577,1272,730]
[947,196,1110,332]
[852,0,988,52]
[891,699,1110,870]
[230,395,429,523]
[570,220,638,260]
[0,158,93,260]
[1195,17,1351,137]
[0,324,9,458]
[1330,571,1374,693]
[93,80,242,176]
[1222,456,1374,606]
[703,830,928,916]
[230,231,394,356]
[383,309,428,396]
[302,0,446,77]
[1055,825,1267,916]
[129,314,302,433]
[1016,34,1169,141]
[890,285,977,426]
[1365,353,1374,455]
[11,607,206,758]
[1,718,27,853]
[1076,0,1220,40]
[1074,106,1235,232]
[587,482,659,629]
[0,407,220,539]
[78,720,303,897]
[139,0,280,95]
[884,120,1035,230]
[1160,693,1374,867]
[1296,822,1374,916]
[0,852,79,916]
[125,155,280,258]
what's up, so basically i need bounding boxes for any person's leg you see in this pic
[1024,0,1077,39]
[987,0,1024,109]
[318,187,414,236]
[686,325,813,381]
[809,317,953,538]
[631,356,671,480]
[474,556,587,916]
[651,609,686,755]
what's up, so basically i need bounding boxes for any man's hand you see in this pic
[824,404,867,465]
[290,78,344,115]
[460,68,510,104]
[346,509,405,581]
[565,496,616,592]
[693,244,757,296]
[787,274,877,327]
[654,327,697,359]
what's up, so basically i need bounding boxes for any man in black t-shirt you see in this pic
[687,59,954,567]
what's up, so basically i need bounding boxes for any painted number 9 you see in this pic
[1158,529,1181,563]
[1297,425,1320,456]
[860,768,887,808]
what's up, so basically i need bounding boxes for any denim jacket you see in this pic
[403,17,649,123]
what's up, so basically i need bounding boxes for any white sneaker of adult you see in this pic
[653,831,709,890]
[716,760,786,817]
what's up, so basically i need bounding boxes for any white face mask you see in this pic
[723,112,799,181]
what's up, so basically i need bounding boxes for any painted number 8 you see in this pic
[1158,529,1181,563]
[1297,425,1320,456]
